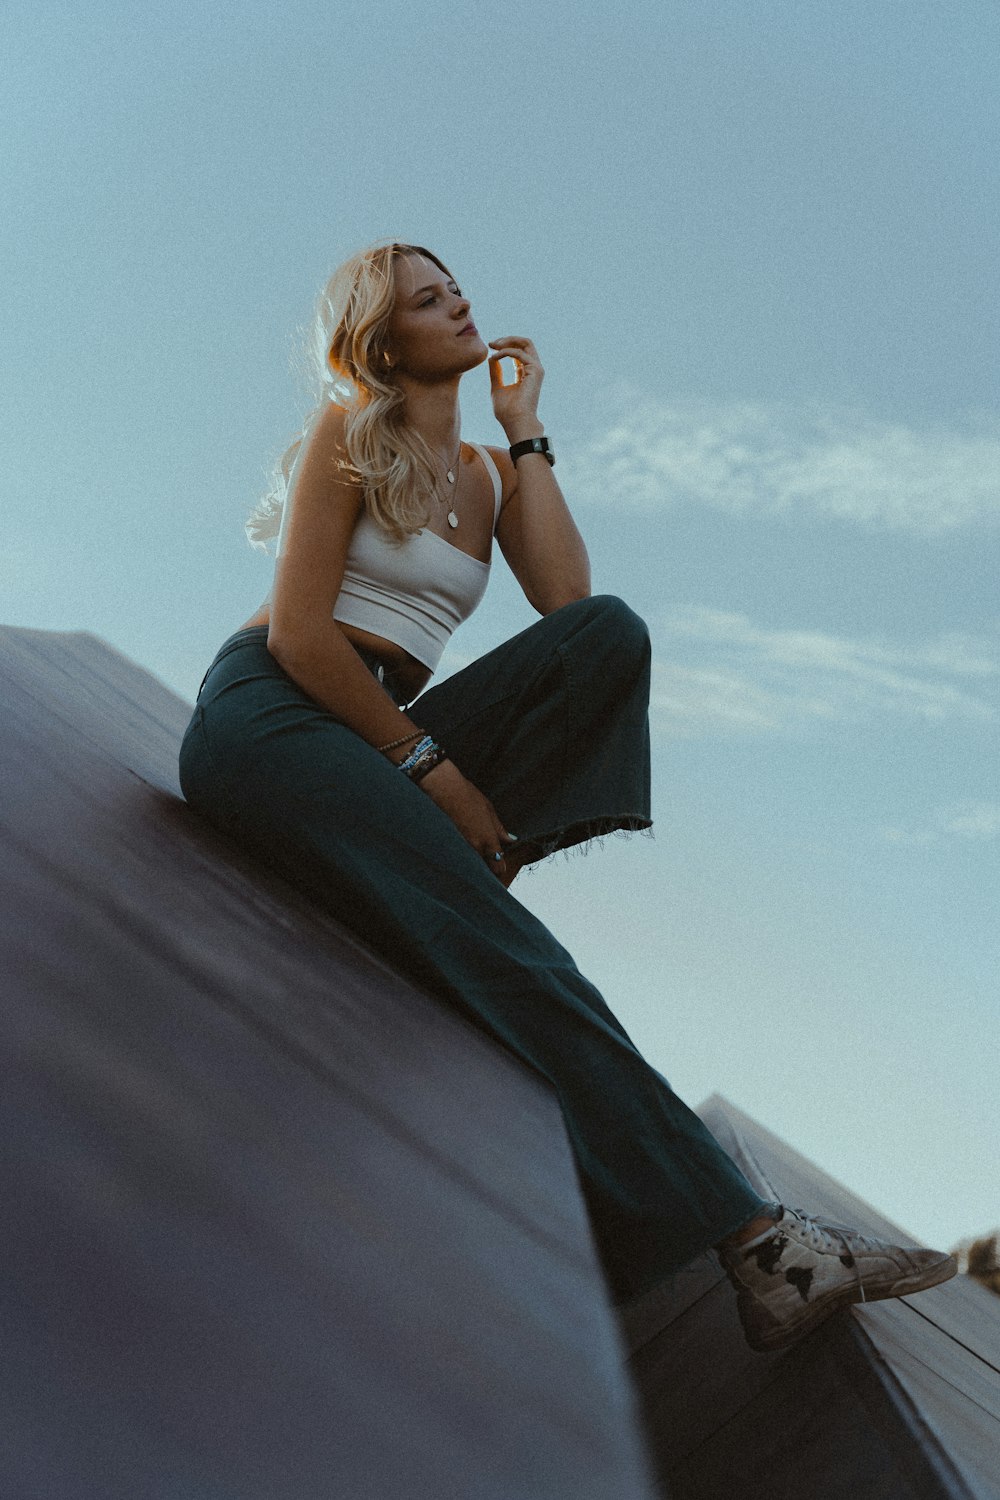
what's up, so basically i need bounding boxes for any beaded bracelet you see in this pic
[397,735,437,776]
[378,727,423,754]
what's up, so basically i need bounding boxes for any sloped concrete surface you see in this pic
[0,625,656,1500]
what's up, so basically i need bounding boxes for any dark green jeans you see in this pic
[179,595,764,1301]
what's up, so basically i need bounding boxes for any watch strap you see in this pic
[509,435,555,467]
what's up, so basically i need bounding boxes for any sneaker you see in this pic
[718,1204,958,1353]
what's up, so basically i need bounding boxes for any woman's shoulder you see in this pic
[310,398,350,442]
[478,443,518,506]
[294,400,354,480]
[283,401,362,527]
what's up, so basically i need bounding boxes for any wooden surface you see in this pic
[0,625,656,1500]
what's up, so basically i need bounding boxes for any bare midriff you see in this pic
[238,605,434,702]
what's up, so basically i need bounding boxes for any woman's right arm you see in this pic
[267,403,516,877]
[267,402,423,753]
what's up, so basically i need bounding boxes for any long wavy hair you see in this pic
[246,240,457,548]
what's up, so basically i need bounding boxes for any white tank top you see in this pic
[274,441,503,674]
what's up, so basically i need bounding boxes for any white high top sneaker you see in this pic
[719,1205,958,1352]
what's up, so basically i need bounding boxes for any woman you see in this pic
[180,241,955,1351]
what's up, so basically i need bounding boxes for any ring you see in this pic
[492,851,504,862]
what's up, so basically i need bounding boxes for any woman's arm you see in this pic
[489,337,591,614]
[267,402,425,754]
[267,402,516,876]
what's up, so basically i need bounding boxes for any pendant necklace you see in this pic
[441,439,462,529]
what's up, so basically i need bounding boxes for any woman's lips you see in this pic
[458,322,478,336]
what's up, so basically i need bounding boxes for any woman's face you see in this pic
[384,253,488,379]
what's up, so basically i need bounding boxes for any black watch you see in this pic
[509,435,555,467]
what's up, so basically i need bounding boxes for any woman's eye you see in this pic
[419,286,460,308]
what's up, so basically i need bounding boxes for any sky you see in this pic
[4,0,998,1256]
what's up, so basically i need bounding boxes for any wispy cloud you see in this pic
[651,608,999,737]
[882,801,1000,846]
[563,393,1000,534]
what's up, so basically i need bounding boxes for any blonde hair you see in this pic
[246,240,458,548]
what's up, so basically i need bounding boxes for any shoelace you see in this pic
[785,1208,871,1302]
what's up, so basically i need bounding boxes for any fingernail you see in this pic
[504,832,519,842]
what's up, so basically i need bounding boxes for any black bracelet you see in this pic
[409,748,448,783]
[509,435,555,467]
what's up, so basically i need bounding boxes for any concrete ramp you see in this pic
[0,626,656,1500]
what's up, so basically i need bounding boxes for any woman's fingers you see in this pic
[478,814,521,879]
[480,818,511,860]
[490,829,522,888]
[489,339,543,431]
[478,838,506,879]
[488,353,522,391]
[489,354,534,385]
[419,760,517,882]
[488,339,543,381]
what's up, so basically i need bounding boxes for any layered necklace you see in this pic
[438,438,463,529]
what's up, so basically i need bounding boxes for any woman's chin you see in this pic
[413,340,489,382]
[460,338,490,370]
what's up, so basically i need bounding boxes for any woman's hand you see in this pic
[488,336,544,442]
[418,758,518,883]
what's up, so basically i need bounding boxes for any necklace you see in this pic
[439,439,462,529]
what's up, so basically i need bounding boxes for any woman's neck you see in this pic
[396,374,463,457]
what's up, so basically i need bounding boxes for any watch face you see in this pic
[511,436,555,465]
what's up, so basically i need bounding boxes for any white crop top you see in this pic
[274,440,503,673]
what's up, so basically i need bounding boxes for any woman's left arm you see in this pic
[489,336,591,614]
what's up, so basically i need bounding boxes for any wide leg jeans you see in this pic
[179,595,765,1301]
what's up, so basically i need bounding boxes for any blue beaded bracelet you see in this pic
[398,735,438,777]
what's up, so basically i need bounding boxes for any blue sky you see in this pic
[4,0,997,1253]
